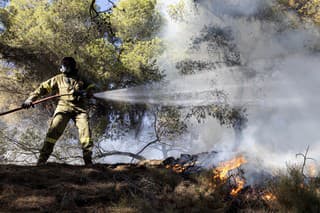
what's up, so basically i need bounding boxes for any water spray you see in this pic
[93,72,304,108]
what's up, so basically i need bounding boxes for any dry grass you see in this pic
[0,163,319,212]
[270,165,320,213]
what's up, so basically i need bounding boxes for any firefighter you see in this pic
[22,57,95,166]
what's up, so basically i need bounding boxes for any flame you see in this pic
[262,192,276,201]
[230,177,245,196]
[166,164,186,173]
[214,156,247,180]
[308,163,317,177]
[213,156,247,196]
[173,164,186,173]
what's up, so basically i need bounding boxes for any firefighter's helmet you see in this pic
[60,57,76,73]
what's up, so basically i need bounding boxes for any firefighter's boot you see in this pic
[83,149,92,166]
[37,142,55,166]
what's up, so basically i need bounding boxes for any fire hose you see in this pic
[0,94,71,117]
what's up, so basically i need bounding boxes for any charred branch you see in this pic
[296,145,316,175]
[135,139,159,156]
[96,151,146,161]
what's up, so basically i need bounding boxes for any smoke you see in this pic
[198,0,271,17]
[154,0,320,174]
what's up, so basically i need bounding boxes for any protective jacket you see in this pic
[27,71,95,165]
[27,72,94,113]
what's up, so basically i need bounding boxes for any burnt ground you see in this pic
[0,163,216,213]
[0,162,283,212]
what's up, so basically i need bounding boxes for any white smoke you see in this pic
[155,0,320,174]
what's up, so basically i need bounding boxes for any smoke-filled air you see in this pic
[164,0,320,174]
[95,0,320,173]
[1,0,320,211]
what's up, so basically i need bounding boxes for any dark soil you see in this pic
[0,163,189,212]
[0,163,282,212]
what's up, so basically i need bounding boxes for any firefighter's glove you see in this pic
[73,90,87,97]
[86,90,94,98]
[73,90,86,101]
[21,99,34,109]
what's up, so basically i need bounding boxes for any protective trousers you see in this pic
[38,109,93,165]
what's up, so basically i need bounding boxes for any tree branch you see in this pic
[90,0,116,18]
[135,138,159,157]
[133,111,161,157]
[96,150,146,161]
[296,145,316,175]
[0,42,57,80]
[89,0,99,19]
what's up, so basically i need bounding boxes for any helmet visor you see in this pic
[60,65,70,73]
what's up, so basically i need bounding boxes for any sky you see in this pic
[96,0,117,11]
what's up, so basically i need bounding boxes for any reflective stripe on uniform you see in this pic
[45,137,57,144]
[42,82,52,93]
[80,137,92,144]
[80,137,92,149]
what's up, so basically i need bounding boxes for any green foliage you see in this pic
[120,38,163,79]
[110,0,161,41]
[279,0,320,23]
[0,0,163,84]
[4,0,93,54]
[167,0,187,22]
[0,0,102,81]
[0,0,166,144]
[79,38,119,81]
[111,0,164,83]
[156,107,187,141]
[185,103,247,129]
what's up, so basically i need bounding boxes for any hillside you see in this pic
[0,156,320,212]
[0,162,267,212]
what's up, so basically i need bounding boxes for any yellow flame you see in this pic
[308,163,317,177]
[214,156,247,180]
[170,164,185,173]
[213,156,247,196]
[262,192,276,201]
[230,177,245,196]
